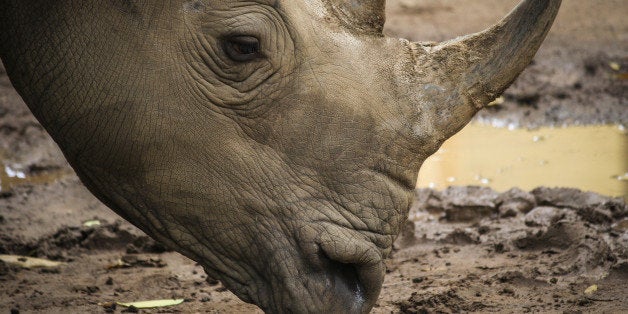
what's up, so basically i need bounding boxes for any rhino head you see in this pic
[0,0,560,312]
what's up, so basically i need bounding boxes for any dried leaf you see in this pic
[0,254,64,268]
[609,62,620,71]
[487,96,505,106]
[116,299,185,309]
[584,284,598,295]
[106,258,131,269]
[83,220,101,227]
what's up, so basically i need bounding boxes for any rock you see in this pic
[532,188,626,224]
[531,187,610,210]
[524,206,564,227]
[496,188,536,215]
[442,186,499,222]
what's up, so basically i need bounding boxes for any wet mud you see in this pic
[1,0,627,313]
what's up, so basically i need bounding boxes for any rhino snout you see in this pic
[289,224,386,313]
[314,242,385,313]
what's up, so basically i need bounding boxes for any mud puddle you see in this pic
[417,123,628,199]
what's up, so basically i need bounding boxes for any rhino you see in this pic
[0,0,560,312]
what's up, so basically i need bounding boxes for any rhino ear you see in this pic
[328,0,386,34]
[420,0,562,109]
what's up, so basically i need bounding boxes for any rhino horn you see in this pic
[403,0,561,142]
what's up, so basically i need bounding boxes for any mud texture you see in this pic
[1,0,627,313]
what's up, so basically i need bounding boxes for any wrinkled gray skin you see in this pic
[0,0,560,312]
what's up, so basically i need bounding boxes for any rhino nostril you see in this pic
[318,249,367,312]
[314,240,387,313]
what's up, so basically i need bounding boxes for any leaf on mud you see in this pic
[487,96,504,106]
[608,62,620,71]
[116,299,185,309]
[106,258,132,269]
[584,284,598,295]
[0,254,65,268]
[83,219,101,227]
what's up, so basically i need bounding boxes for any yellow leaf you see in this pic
[83,220,101,227]
[584,284,598,295]
[487,96,505,106]
[609,62,620,71]
[0,254,65,268]
[116,299,185,309]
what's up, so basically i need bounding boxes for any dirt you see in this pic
[1,1,627,313]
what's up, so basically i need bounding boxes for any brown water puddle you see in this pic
[417,123,628,199]
[0,161,70,193]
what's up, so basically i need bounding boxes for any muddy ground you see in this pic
[1,0,627,313]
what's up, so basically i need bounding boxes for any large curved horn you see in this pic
[428,0,561,108]
[400,0,561,145]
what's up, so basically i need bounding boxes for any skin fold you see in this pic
[0,0,560,312]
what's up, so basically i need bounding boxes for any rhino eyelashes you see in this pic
[222,35,262,62]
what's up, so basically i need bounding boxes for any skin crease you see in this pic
[0,0,560,312]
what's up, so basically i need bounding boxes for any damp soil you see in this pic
[1,1,627,313]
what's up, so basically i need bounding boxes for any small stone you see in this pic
[105,277,114,285]
[497,188,536,214]
[442,186,499,222]
[525,206,564,227]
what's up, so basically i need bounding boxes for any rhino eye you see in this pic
[223,36,261,62]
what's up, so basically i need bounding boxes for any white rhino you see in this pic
[0,0,560,312]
